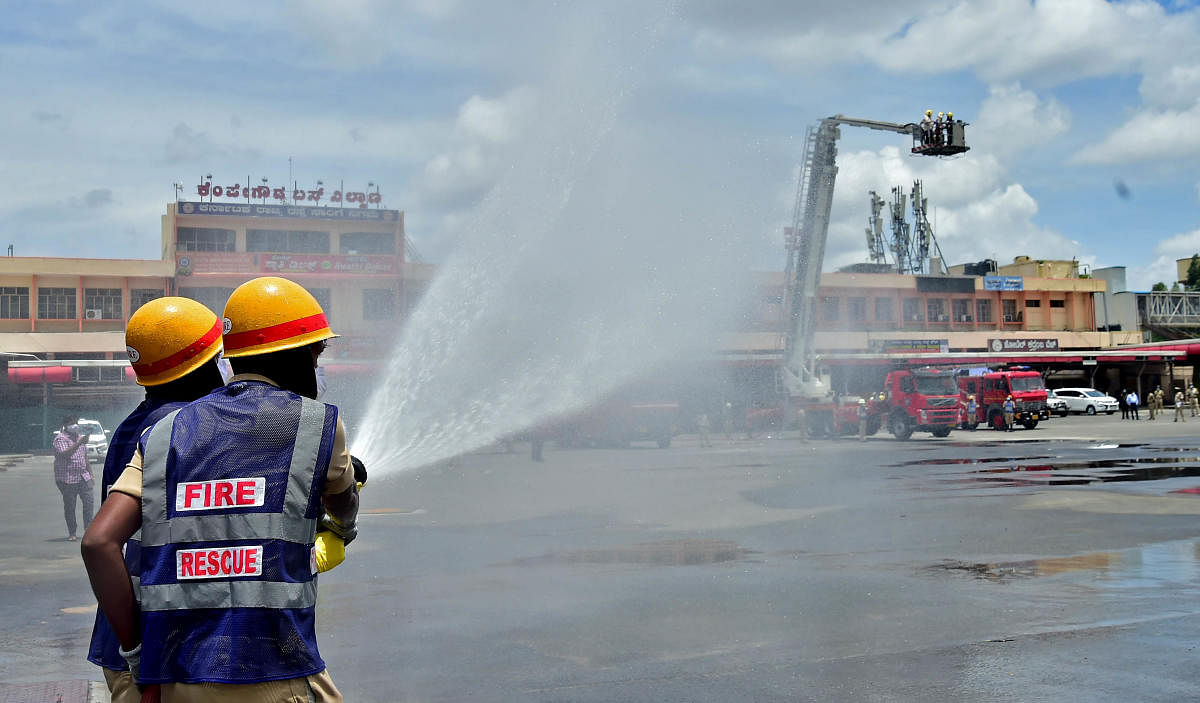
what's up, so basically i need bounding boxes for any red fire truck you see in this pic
[958,368,1050,431]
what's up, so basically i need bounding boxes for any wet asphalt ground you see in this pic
[5,411,1200,701]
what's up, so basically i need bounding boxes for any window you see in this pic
[246,229,330,253]
[363,288,395,320]
[903,298,923,322]
[976,299,993,323]
[309,288,332,317]
[847,297,866,322]
[821,296,839,322]
[38,287,76,319]
[1025,299,1041,308]
[339,232,395,255]
[1050,299,1065,308]
[130,288,164,313]
[874,297,894,322]
[177,227,235,252]
[84,288,122,319]
[178,287,235,314]
[926,298,947,322]
[952,299,972,322]
[0,286,29,319]
[1002,299,1018,322]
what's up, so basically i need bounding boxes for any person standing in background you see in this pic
[52,415,93,541]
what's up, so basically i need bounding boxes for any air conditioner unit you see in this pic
[85,309,103,320]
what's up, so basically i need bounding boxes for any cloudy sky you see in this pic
[3,0,1199,291]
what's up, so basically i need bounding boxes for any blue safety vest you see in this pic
[88,398,188,671]
[136,380,338,684]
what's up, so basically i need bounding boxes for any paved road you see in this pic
[4,413,1200,701]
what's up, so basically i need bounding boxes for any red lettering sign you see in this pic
[176,477,266,512]
[176,545,263,579]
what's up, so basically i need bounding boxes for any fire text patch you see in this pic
[177,546,263,579]
[175,478,266,512]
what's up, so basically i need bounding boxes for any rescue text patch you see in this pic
[176,546,263,579]
[175,477,266,512]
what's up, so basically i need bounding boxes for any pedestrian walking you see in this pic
[1175,390,1187,422]
[1003,395,1016,432]
[82,276,361,701]
[1120,390,1129,419]
[52,415,93,541]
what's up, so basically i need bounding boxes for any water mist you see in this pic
[351,7,765,475]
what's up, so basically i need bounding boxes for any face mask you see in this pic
[216,354,234,384]
[315,365,327,399]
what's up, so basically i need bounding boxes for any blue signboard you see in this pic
[178,201,400,222]
[984,275,1023,291]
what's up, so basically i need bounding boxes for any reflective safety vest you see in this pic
[88,398,188,671]
[137,381,338,684]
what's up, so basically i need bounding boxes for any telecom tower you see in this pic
[864,191,887,265]
[870,179,949,275]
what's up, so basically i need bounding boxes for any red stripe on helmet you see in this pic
[132,319,222,378]
[223,312,330,352]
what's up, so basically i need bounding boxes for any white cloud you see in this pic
[820,145,1085,273]
[1073,99,1200,164]
[1128,228,1200,290]
[971,83,1070,157]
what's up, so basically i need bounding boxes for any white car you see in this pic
[1045,390,1070,417]
[1051,388,1118,415]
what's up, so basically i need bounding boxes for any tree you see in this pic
[1152,282,1168,291]
[1187,254,1200,291]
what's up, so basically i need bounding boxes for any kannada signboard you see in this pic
[984,275,1024,291]
[869,339,950,354]
[176,252,399,276]
[988,338,1060,353]
[177,201,400,222]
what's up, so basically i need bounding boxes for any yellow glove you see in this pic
[314,458,366,574]
[314,531,346,573]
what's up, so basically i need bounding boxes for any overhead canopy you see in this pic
[0,332,127,355]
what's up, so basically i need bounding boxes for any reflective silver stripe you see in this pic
[284,399,325,522]
[140,409,182,535]
[139,579,317,611]
[141,513,316,546]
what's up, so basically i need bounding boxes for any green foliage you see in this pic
[1186,254,1200,291]
[1152,281,1168,291]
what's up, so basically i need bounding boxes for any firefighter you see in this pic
[1149,388,1158,420]
[1190,384,1199,417]
[966,394,977,431]
[1176,389,1187,422]
[935,112,945,145]
[920,109,934,145]
[84,297,226,702]
[82,276,360,701]
[1157,388,1166,419]
[857,399,868,441]
[1003,395,1016,431]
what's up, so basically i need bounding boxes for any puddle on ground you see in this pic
[927,539,1200,589]
[499,539,755,567]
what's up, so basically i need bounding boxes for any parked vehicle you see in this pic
[804,367,960,440]
[1045,389,1070,417]
[1052,388,1119,415]
[958,369,1050,430]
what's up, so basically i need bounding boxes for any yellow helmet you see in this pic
[222,277,337,358]
[968,395,975,400]
[947,111,954,119]
[925,109,932,116]
[938,112,945,118]
[126,297,223,386]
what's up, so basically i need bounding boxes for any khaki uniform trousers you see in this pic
[106,669,342,703]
